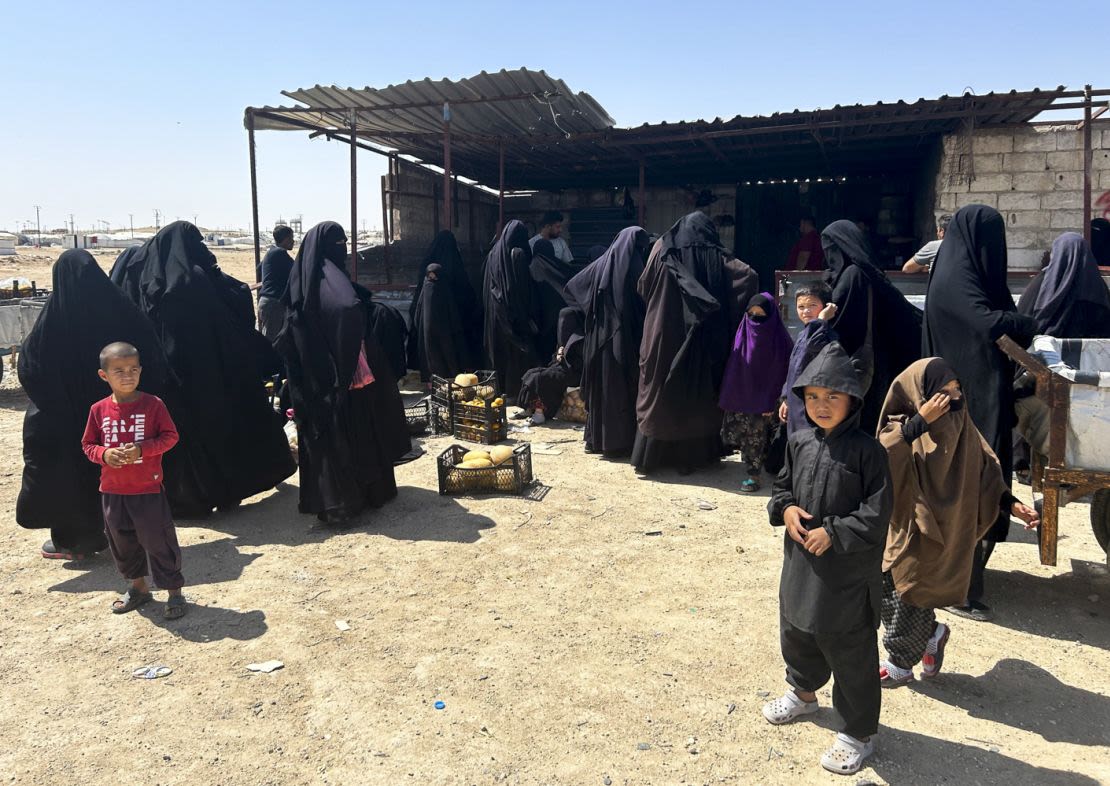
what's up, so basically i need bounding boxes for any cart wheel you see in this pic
[1092,489,1110,556]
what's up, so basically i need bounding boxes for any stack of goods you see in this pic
[437,443,533,495]
[431,371,507,444]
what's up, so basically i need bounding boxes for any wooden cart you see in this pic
[998,335,1110,566]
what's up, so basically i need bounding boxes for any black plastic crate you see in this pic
[431,370,500,407]
[451,398,507,444]
[430,399,453,435]
[437,443,533,495]
[404,396,431,436]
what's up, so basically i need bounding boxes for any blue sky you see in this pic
[3,0,1104,235]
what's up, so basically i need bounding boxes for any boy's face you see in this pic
[796,295,825,324]
[98,356,142,396]
[804,385,853,431]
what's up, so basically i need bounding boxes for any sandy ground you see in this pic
[1,247,1109,785]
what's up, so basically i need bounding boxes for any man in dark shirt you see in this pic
[257,225,294,340]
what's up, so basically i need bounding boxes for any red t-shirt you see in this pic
[786,230,826,271]
[81,393,179,495]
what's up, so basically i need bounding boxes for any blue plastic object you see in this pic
[434,700,446,710]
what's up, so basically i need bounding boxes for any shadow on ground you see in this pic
[981,557,1110,649]
[913,658,1110,747]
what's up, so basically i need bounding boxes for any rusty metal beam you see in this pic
[349,109,358,282]
[442,102,452,231]
[1084,85,1093,247]
[272,90,560,114]
[246,110,262,283]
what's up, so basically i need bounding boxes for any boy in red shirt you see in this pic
[81,342,186,619]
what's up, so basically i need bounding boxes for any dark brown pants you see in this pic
[102,493,184,590]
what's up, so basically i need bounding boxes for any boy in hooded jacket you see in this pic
[763,341,893,776]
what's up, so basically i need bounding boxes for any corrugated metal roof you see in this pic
[247,75,1080,188]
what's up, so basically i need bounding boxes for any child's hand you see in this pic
[918,392,951,424]
[778,401,789,423]
[120,443,142,463]
[784,505,812,545]
[103,448,126,468]
[818,302,838,321]
[804,526,832,556]
[1012,500,1040,530]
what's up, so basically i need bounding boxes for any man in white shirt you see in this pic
[902,214,951,274]
[530,210,574,263]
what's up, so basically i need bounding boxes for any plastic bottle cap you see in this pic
[434,700,446,710]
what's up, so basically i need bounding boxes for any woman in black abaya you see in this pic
[109,221,294,516]
[483,220,540,401]
[565,226,650,456]
[821,219,922,433]
[632,212,759,473]
[923,204,1037,619]
[413,264,470,380]
[275,222,399,525]
[17,250,170,559]
[407,230,480,375]
[1017,232,1110,339]
[530,237,581,362]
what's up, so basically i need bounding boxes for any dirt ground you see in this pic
[1,247,1108,785]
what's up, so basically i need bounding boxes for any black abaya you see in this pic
[922,205,1036,541]
[407,230,480,374]
[17,250,170,552]
[821,220,922,433]
[530,238,581,362]
[518,307,584,416]
[483,220,540,401]
[365,298,409,382]
[108,221,294,516]
[414,264,470,380]
[1017,232,1110,339]
[275,221,398,519]
[633,213,759,472]
[565,226,649,455]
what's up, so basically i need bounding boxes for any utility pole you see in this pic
[33,205,41,247]
[68,213,75,234]
[154,209,161,230]
[129,213,134,239]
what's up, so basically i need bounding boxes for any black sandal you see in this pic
[163,594,187,620]
[111,588,153,614]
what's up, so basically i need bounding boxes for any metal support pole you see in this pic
[247,111,262,282]
[498,140,505,234]
[381,162,391,285]
[638,160,646,227]
[349,109,358,282]
[443,102,453,231]
[1083,84,1093,247]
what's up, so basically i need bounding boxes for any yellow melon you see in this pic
[462,450,491,464]
[489,446,514,465]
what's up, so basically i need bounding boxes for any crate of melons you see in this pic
[432,371,499,408]
[452,394,507,444]
[437,444,533,496]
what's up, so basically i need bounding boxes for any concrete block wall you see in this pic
[936,123,1110,269]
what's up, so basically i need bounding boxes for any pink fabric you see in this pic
[349,344,375,390]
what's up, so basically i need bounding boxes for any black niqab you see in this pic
[406,230,481,372]
[276,221,399,517]
[109,221,294,515]
[1017,232,1110,338]
[821,219,922,431]
[923,204,1036,541]
[17,250,170,549]
[483,220,540,399]
[564,227,649,454]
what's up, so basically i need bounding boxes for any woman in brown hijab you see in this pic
[875,358,1040,687]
